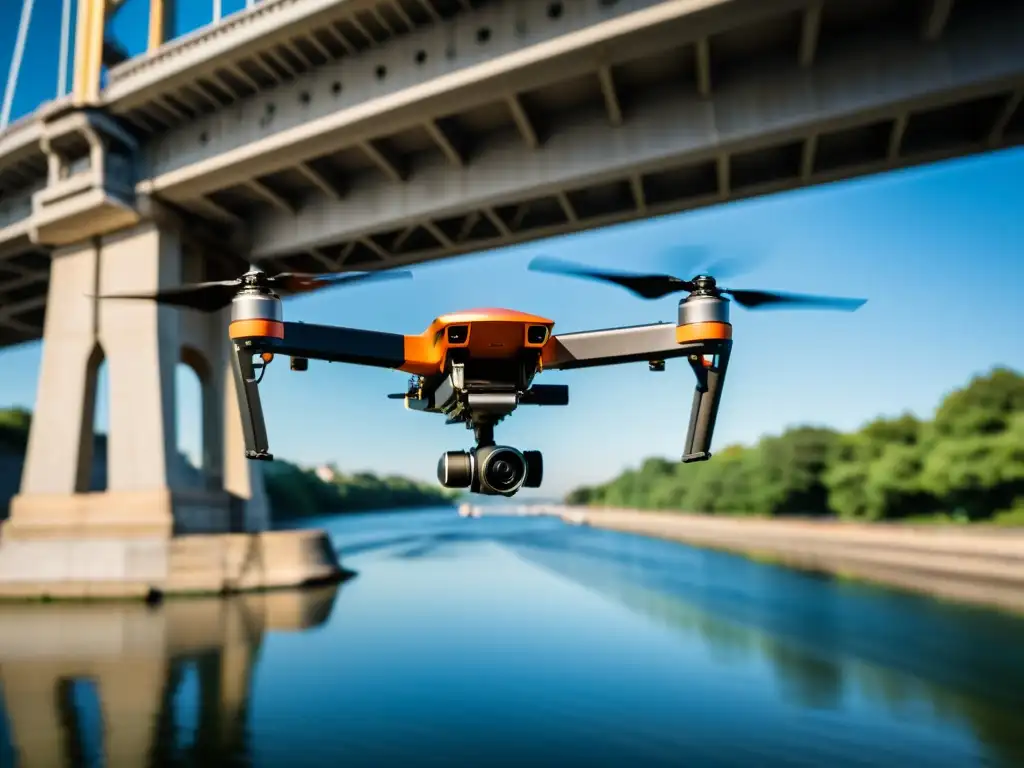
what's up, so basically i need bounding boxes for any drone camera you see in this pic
[522,450,543,488]
[438,446,543,496]
[649,359,666,372]
[477,446,529,496]
[446,325,469,345]
[526,325,549,345]
[290,356,309,371]
[438,450,473,489]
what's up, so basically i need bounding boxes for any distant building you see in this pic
[314,465,338,483]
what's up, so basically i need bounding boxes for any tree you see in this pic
[756,426,840,516]
[565,367,1024,524]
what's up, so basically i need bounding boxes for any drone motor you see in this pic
[678,276,731,326]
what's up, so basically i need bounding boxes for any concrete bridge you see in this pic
[0,0,1021,596]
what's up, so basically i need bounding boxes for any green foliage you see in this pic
[0,408,31,454]
[262,460,456,521]
[567,367,1024,525]
[0,409,453,521]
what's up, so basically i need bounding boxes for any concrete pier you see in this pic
[0,213,347,598]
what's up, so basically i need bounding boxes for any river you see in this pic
[1,507,1023,767]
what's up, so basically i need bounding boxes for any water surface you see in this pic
[1,508,1023,767]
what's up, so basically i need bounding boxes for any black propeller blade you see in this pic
[528,256,692,300]
[94,269,413,314]
[655,244,758,283]
[528,256,866,311]
[386,393,407,399]
[721,288,866,312]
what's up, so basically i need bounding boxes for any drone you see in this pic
[98,251,866,498]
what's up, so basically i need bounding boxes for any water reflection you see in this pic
[309,511,1024,767]
[2,510,1023,768]
[0,585,339,767]
[497,525,1024,768]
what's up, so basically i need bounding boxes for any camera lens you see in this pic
[527,325,548,344]
[483,448,526,492]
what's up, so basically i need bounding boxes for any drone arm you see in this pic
[271,322,408,368]
[541,321,732,462]
[541,323,714,370]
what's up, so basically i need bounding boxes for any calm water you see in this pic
[1,508,1024,767]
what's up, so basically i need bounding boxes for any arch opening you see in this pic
[178,346,217,490]
[83,344,108,493]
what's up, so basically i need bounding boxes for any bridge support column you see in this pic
[0,220,340,598]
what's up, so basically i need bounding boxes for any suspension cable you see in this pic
[57,0,72,97]
[1,0,37,131]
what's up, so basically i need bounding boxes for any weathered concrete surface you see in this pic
[566,508,1024,614]
[0,527,348,599]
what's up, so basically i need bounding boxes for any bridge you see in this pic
[0,0,1021,597]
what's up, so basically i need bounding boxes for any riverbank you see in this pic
[561,507,1024,615]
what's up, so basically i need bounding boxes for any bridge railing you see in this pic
[0,0,263,136]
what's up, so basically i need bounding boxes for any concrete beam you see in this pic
[987,90,1023,146]
[359,140,406,182]
[798,2,822,68]
[296,161,346,198]
[694,37,711,98]
[104,0,399,108]
[507,95,540,149]
[0,116,46,178]
[922,0,954,42]
[249,143,974,272]
[424,119,465,167]
[249,12,1024,258]
[245,179,295,213]
[140,0,798,197]
[598,65,623,126]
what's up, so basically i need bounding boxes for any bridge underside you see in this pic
[0,0,1022,351]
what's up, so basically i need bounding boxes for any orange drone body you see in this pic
[103,258,864,499]
[226,288,736,481]
[399,308,555,377]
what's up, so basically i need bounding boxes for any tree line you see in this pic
[262,459,455,521]
[0,408,453,520]
[565,367,1024,525]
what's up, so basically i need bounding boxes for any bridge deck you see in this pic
[0,0,1020,350]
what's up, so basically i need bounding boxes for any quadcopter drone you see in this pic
[99,251,866,498]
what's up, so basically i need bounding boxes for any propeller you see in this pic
[94,268,413,313]
[528,255,866,311]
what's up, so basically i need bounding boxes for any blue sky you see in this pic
[2,1,1023,495]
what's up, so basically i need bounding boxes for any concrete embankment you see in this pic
[560,507,1024,615]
